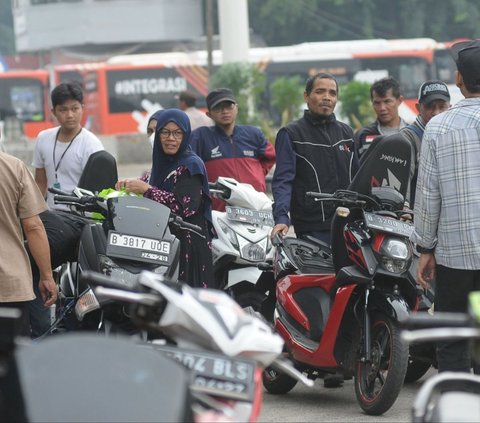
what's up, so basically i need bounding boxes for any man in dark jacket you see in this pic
[354,77,407,158]
[271,72,358,246]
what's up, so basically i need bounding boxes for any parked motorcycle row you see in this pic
[2,135,479,421]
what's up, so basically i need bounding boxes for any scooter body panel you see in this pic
[211,179,273,292]
[275,284,356,368]
[276,274,337,331]
[227,266,262,288]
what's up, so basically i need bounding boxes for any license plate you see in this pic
[364,212,414,238]
[226,206,274,227]
[149,344,256,401]
[106,231,172,265]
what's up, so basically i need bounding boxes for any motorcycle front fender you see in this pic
[226,266,262,289]
[368,290,410,322]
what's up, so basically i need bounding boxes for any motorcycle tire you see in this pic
[404,359,431,383]
[354,313,408,415]
[262,367,298,395]
[234,291,266,313]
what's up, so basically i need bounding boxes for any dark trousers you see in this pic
[435,264,480,372]
[296,230,331,246]
[0,302,30,338]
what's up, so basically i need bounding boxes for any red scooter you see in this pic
[262,136,420,415]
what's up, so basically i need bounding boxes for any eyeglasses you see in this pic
[159,129,184,140]
[211,102,236,113]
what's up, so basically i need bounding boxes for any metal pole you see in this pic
[206,0,214,80]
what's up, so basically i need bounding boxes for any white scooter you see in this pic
[209,177,274,309]
[82,269,313,422]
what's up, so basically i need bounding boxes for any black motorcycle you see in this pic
[51,189,206,334]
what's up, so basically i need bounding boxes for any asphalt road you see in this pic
[258,368,436,422]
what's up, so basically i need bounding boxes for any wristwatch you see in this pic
[416,245,435,254]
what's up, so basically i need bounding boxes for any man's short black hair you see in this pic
[178,90,197,107]
[370,77,401,100]
[305,73,339,95]
[51,82,83,108]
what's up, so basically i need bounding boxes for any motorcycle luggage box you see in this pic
[10,334,192,422]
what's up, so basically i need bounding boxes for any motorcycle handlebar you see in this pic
[399,312,471,329]
[54,195,81,204]
[272,232,284,247]
[48,187,71,196]
[170,216,202,233]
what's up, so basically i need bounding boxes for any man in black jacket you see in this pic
[271,72,358,389]
[271,72,358,246]
[354,77,407,158]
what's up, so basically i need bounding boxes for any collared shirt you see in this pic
[411,97,480,269]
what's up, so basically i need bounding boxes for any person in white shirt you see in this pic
[178,90,213,130]
[32,82,104,210]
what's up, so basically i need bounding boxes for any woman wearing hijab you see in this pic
[116,109,215,288]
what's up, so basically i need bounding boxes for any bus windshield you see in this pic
[0,77,45,122]
[359,56,430,99]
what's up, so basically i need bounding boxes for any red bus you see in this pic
[0,37,464,140]
[0,70,51,139]
[54,60,208,136]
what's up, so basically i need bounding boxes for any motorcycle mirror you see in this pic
[336,206,350,218]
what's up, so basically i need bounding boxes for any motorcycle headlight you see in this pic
[377,238,412,274]
[241,242,266,262]
[238,237,268,262]
[75,288,100,321]
[217,217,239,249]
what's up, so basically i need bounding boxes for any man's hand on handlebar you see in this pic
[271,224,289,241]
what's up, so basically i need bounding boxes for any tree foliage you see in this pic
[209,62,266,126]
[339,80,375,129]
[248,0,480,46]
[269,76,304,127]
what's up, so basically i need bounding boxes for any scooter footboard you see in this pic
[368,291,410,322]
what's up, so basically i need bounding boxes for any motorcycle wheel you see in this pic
[404,358,431,383]
[234,291,265,312]
[262,367,298,395]
[354,313,408,415]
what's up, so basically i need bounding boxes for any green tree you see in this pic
[339,80,375,130]
[248,0,480,46]
[269,76,304,127]
[209,62,266,126]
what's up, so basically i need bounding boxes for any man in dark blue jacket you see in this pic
[271,73,358,246]
[190,88,275,211]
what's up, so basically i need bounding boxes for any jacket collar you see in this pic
[304,110,336,125]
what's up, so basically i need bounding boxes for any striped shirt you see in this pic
[411,97,480,269]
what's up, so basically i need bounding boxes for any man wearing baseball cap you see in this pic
[399,80,451,208]
[190,88,275,211]
[412,39,480,374]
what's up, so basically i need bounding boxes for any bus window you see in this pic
[360,56,429,99]
[434,49,457,84]
[0,77,45,122]
[56,70,83,86]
